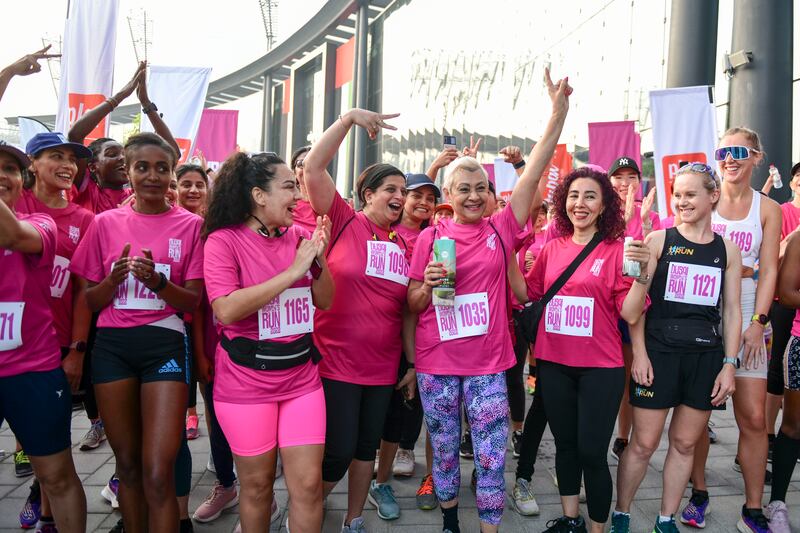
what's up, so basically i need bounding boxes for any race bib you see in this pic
[0,302,24,351]
[712,222,756,253]
[114,263,171,311]
[50,255,71,298]
[365,241,409,286]
[664,262,722,307]
[545,295,594,337]
[435,292,490,341]
[258,287,314,340]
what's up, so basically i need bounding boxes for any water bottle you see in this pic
[622,236,641,277]
[769,164,783,189]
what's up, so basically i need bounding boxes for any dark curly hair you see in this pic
[551,167,625,242]
[203,151,285,238]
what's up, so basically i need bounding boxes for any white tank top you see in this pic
[711,189,763,269]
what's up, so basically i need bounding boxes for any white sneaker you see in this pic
[511,478,540,516]
[392,449,415,477]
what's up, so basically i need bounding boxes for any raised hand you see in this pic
[624,185,636,223]
[118,61,146,102]
[430,148,459,171]
[3,45,60,77]
[135,61,151,105]
[500,145,523,165]
[640,187,656,223]
[462,136,482,158]
[108,244,132,286]
[544,67,572,117]
[347,109,400,141]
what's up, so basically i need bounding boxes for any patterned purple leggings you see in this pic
[417,372,509,526]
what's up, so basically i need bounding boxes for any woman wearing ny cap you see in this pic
[407,70,570,533]
[71,132,204,532]
[303,108,412,533]
[0,139,87,533]
[203,151,333,531]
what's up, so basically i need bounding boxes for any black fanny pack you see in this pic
[221,333,321,371]
[646,318,722,350]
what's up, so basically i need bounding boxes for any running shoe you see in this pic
[19,480,41,529]
[510,478,539,516]
[101,474,120,509]
[459,430,474,458]
[737,506,770,533]
[680,492,710,528]
[79,420,107,451]
[186,414,199,440]
[512,429,523,458]
[341,516,366,532]
[416,474,437,510]
[15,450,33,477]
[108,518,124,532]
[368,480,400,520]
[543,515,588,532]
[612,438,628,461]
[609,511,630,533]
[653,516,679,532]
[764,500,790,533]
[526,373,536,395]
[34,521,57,533]
[707,424,717,444]
[392,448,415,477]
[192,481,238,522]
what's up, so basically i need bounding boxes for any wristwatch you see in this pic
[722,357,739,368]
[69,340,87,353]
[751,313,769,326]
[141,102,159,114]
[512,159,526,169]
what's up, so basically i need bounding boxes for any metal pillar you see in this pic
[666,0,719,88]
[350,1,369,206]
[728,0,793,200]
[261,72,273,152]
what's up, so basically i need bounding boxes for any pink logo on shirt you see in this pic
[168,239,182,262]
[590,259,604,277]
[547,297,564,332]
[261,298,281,335]
[438,306,459,337]
[115,280,128,307]
[486,234,497,250]
[369,243,387,275]
[667,263,688,299]
[711,223,726,235]
[68,226,80,244]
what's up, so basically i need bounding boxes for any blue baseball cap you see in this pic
[405,173,441,198]
[26,132,92,159]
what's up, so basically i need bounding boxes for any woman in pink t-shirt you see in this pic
[302,108,413,532]
[407,71,573,532]
[524,167,650,532]
[71,133,205,532]
[203,151,333,531]
[0,138,87,533]
[289,145,320,233]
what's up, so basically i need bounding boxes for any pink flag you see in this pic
[588,121,641,171]
[194,109,239,170]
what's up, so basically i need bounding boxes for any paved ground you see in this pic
[1,394,799,532]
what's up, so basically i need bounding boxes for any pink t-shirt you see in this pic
[781,202,800,240]
[526,236,638,368]
[314,193,410,386]
[71,205,204,329]
[409,206,521,375]
[625,203,661,240]
[520,232,546,272]
[292,199,319,234]
[394,223,423,256]
[15,190,94,347]
[660,216,676,229]
[204,224,321,403]
[71,173,132,214]
[0,212,61,377]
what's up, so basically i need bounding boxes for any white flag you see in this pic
[649,86,719,217]
[141,66,212,163]
[493,158,518,202]
[55,0,119,141]
[18,117,51,147]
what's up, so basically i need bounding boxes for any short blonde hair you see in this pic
[443,156,488,192]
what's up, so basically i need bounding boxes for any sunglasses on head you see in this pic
[714,145,758,161]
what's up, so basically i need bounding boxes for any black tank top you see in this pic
[647,227,727,325]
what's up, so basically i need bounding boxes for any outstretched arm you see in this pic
[0,45,59,102]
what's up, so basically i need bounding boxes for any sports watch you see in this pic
[751,313,769,326]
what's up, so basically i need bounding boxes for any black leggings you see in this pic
[515,365,548,481]
[322,377,393,482]
[539,360,624,523]
[506,313,530,423]
[381,359,425,449]
[768,300,794,396]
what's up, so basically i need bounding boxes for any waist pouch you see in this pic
[221,333,321,371]
[646,318,722,351]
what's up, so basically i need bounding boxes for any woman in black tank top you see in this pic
[610,164,743,532]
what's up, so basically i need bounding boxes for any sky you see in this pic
[1,0,325,149]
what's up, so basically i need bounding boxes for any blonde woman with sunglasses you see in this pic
[681,128,781,533]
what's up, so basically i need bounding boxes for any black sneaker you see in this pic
[14,450,33,478]
[109,518,124,533]
[459,431,474,459]
[512,429,523,458]
[543,515,588,532]
[612,438,628,461]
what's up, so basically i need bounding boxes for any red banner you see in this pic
[539,144,573,203]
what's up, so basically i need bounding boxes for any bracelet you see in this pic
[142,102,158,114]
[149,272,168,293]
[513,159,526,169]
[722,357,739,368]
[635,273,650,285]
[105,96,119,109]
[406,361,415,369]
